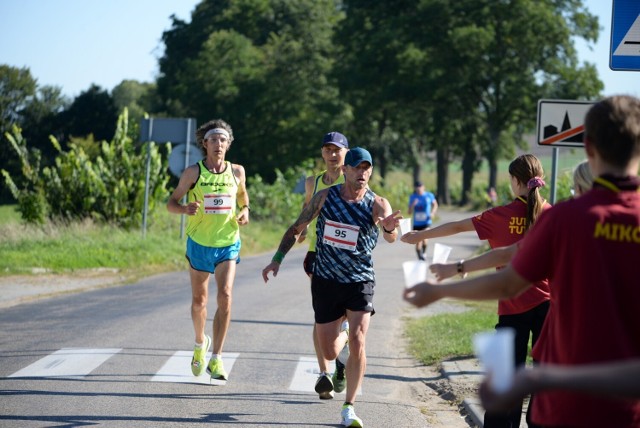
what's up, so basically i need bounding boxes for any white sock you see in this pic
[211,354,221,360]
[195,341,204,349]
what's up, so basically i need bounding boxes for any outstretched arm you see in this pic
[262,190,328,283]
[430,244,517,282]
[403,265,530,308]
[401,217,475,244]
[375,195,402,243]
[480,359,640,413]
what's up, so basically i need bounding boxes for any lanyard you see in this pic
[593,177,621,193]
[593,176,640,193]
[516,196,527,204]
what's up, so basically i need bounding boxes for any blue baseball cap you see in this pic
[344,147,373,167]
[322,131,349,149]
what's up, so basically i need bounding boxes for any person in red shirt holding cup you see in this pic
[404,95,640,427]
[402,153,551,428]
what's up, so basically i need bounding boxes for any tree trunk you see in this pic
[378,154,388,185]
[487,130,500,190]
[436,147,450,205]
[461,146,476,206]
[412,163,421,185]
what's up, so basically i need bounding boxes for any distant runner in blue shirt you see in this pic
[408,181,438,260]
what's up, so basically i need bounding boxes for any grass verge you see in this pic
[0,206,284,276]
[405,300,497,366]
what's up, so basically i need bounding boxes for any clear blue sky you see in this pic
[0,0,638,99]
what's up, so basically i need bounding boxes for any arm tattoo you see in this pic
[276,191,325,255]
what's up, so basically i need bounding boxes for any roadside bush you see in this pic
[1,127,48,223]
[1,109,170,228]
[247,160,312,224]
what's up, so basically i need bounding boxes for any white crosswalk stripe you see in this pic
[8,348,122,379]
[290,356,337,393]
[289,356,360,395]
[6,349,359,395]
[151,350,239,385]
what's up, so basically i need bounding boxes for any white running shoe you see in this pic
[341,404,363,427]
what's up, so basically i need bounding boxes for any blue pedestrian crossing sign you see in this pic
[610,0,640,71]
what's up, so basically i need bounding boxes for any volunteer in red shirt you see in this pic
[401,154,551,428]
[404,95,640,427]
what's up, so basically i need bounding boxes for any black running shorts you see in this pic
[303,251,316,277]
[311,275,375,324]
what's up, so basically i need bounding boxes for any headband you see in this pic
[527,177,546,189]
[204,128,230,140]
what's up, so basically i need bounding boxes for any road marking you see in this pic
[151,351,239,385]
[289,356,360,395]
[8,348,121,379]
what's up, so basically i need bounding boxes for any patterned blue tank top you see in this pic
[314,185,379,283]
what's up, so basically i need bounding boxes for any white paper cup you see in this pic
[402,260,428,288]
[432,243,452,264]
[472,328,515,393]
[399,218,412,237]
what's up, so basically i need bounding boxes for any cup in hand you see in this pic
[473,328,515,393]
[402,260,428,288]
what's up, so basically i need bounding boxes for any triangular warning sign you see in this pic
[614,14,640,56]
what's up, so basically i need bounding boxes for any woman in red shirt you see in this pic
[402,154,550,428]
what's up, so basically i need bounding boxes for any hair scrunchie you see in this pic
[527,177,546,189]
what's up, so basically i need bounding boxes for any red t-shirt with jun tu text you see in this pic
[471,198,551,315]
[512,177,640,427]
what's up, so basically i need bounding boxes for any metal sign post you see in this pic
[139,117,197,238]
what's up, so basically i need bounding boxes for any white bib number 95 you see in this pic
[322,220,360,251]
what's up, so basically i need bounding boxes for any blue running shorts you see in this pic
[186,237,241,273]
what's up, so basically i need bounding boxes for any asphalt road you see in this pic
[0,209,483,428]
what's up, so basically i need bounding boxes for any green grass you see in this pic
[0,204,22,224]
[0,206,284,276]
[405,300,497,365]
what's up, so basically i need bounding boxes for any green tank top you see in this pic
[308,170,345,252]
[186,160,239,247]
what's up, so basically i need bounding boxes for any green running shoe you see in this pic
[191,335,211,376]
[332,357,346,393]
[207,357,228,380]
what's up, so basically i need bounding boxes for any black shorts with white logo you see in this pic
[311,275,375,324]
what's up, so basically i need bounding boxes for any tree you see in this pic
[0,65,37,134]
[57,84,117,143]
[111,79,158,139]
[334,0,427,183]
[384,0,603,201]
[20,85,69,161]
[0,65,68,203]
[436,0,602,190]
[157,0,349,180]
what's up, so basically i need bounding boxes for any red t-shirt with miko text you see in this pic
[471,198,551,315]
[512,176,640,427]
